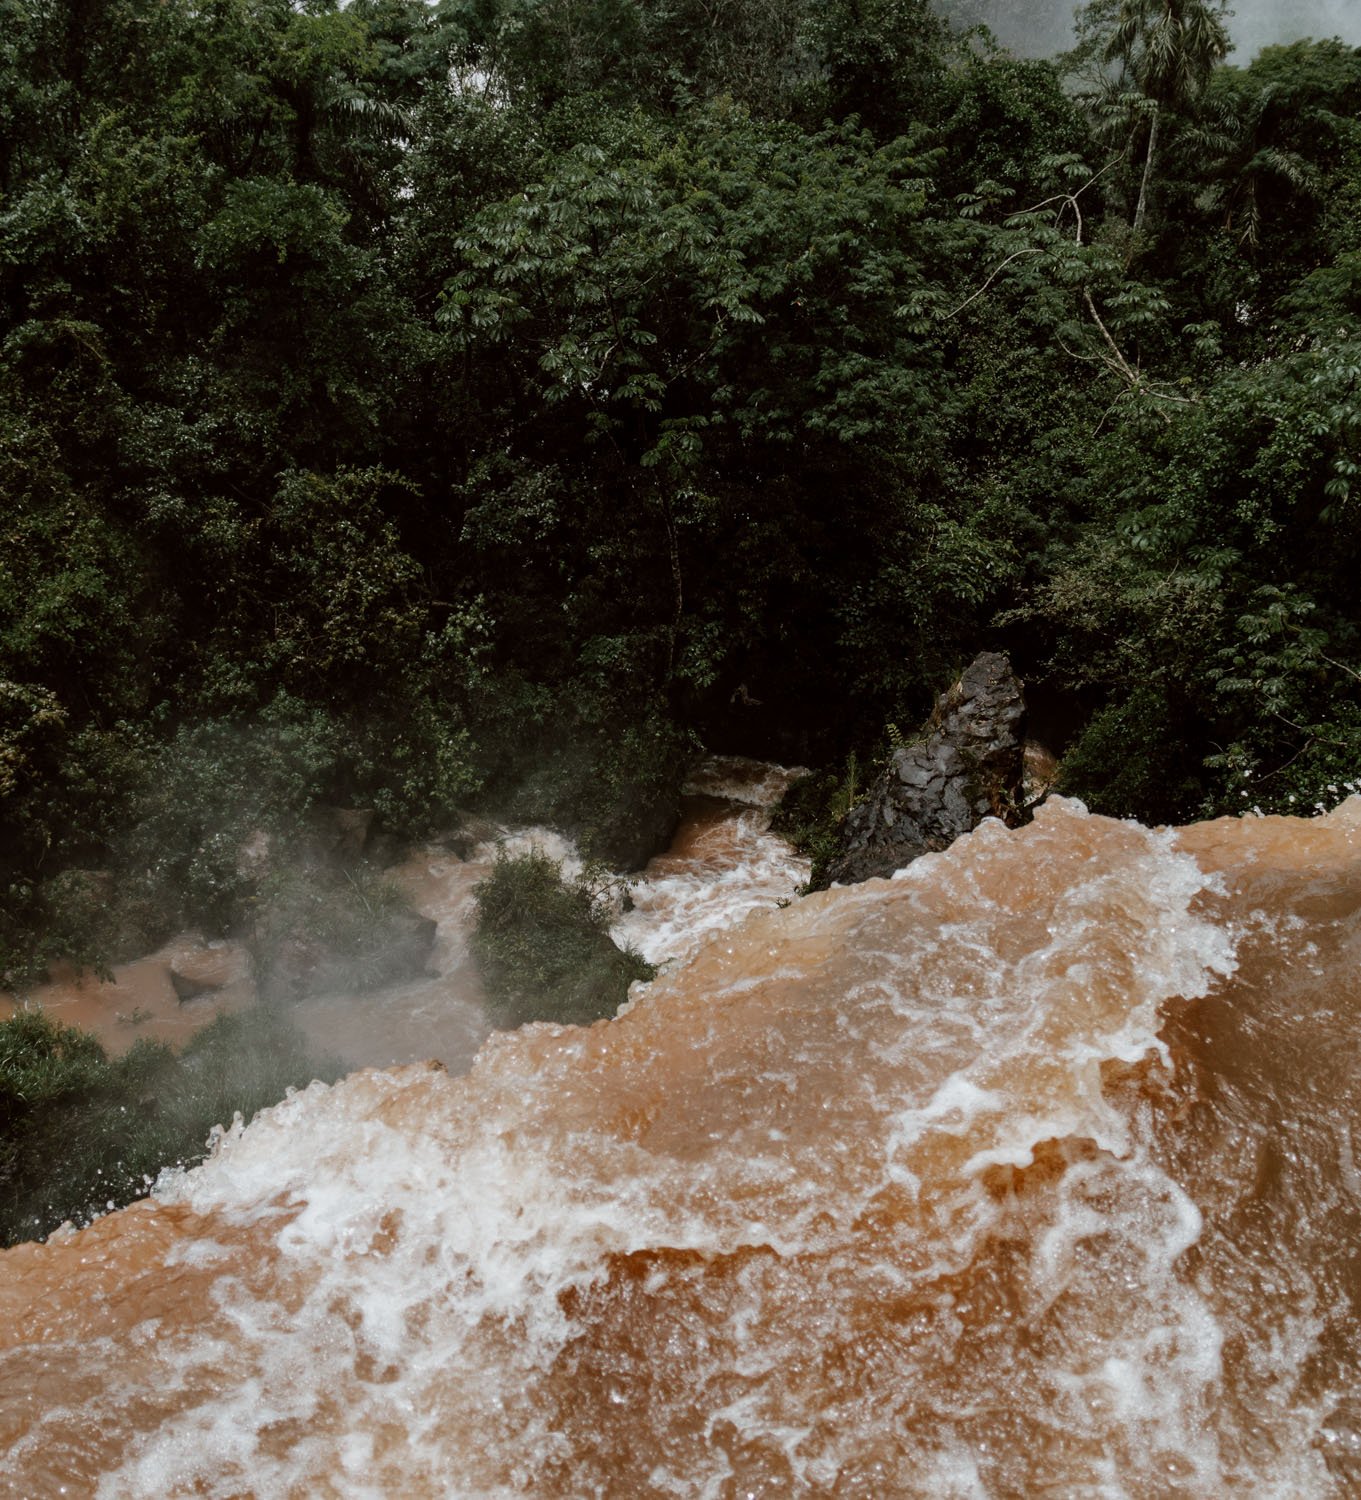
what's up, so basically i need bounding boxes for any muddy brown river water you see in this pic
[2,787,1360,1496]
[0,757,807,1073]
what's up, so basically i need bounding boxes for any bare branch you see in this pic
[1010,156,1123,247]
[1319,651,1361,686]
[943,248,1044,320]
[1082,287,1140,384]
[945,155,1195,413]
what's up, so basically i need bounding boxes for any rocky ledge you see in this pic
[821,652,1026,886]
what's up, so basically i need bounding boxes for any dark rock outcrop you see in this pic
[822,653,1026,886]
[256,902,437,1002]
[592,786,682,873]
[296,806,377,866]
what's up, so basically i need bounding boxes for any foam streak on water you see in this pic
[3,796,1361,1496]
[613,755,810,970]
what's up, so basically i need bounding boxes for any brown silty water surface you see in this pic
[0,937,257,1057]
[2,796,1360,1496]
[0,760,803,1073]
[0,850,497,1072]
[287,842,497,1073]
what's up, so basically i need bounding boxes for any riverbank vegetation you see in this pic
[4,0,1361,982]
[0,1008,339,1244]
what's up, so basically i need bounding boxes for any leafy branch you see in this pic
[946,156,1195,418]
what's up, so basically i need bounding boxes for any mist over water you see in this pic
[949,0,1361,60]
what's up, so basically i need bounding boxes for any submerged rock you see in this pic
[256,895,438,1002]
[822,651,1026,886]
[168,941,252,1002]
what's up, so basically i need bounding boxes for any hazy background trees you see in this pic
[948,0,1361,59]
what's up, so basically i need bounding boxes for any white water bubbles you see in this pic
[613,756,810,972]
[12,788,1361,1498]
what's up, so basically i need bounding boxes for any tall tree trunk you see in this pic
[1132,103,1161,239]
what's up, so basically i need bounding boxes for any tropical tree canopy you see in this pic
[1,0,1360,982]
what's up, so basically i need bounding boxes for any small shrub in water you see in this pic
[471,849,654,1028]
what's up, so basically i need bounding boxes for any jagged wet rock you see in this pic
[168,941,252,1002]
[235,829,273,883]
[593,787,682,873]
[302,806,376,864]
[443,812,504,861]
[822,652,1026,886]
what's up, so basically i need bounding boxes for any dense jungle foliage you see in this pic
[4,0,1361,982]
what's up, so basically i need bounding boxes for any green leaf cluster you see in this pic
[2,0,1361,975]
[0,1007,340,1245]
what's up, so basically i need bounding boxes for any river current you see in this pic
[2,779,1360,1496]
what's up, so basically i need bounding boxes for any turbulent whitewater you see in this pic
[3,796,1361,1497]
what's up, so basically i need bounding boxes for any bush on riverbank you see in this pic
[0,1008,339,1247]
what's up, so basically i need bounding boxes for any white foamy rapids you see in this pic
[614,757,811,970]
[613,808,809,970]
[478,824,584,876]
[6,796,1360,1496]
[878,814,1235,1177]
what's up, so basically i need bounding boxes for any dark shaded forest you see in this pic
[4,0,1361,987]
